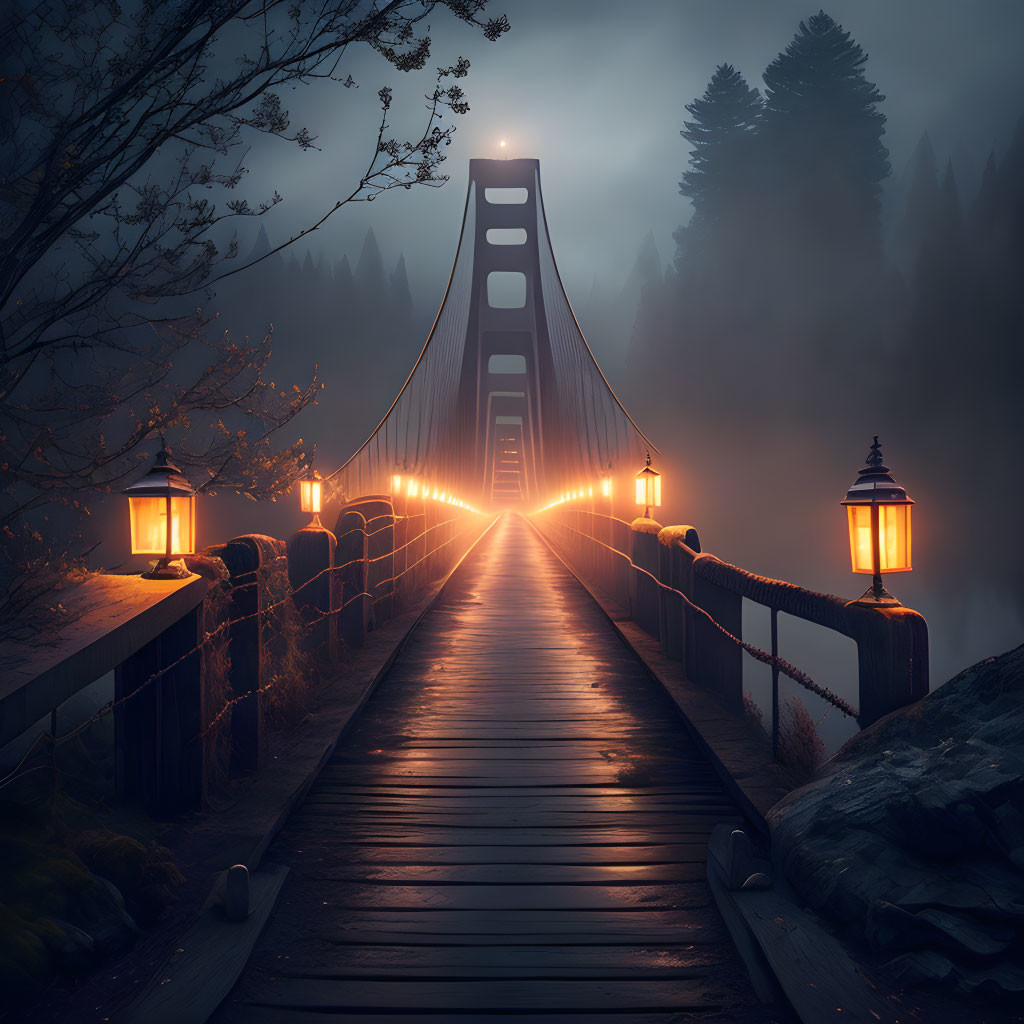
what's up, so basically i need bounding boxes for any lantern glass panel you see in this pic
[879,503,912,572]
[635,477,646,505]
[129,495,194,555]
[653,475,662,508]
[847,504,874,573]
[299,479,322,514]
[846,503,912,574]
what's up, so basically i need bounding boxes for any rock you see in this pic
[726,829,753,889]
[887,949,956,987]
[768,644,1024,999]
[41,917,96,972]
[87,877,138,955]
[225,864,250,921]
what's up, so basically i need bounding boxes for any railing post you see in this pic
[657,526,700,661]
[367,500,396,623]
[287,522,338,662]
[629,519,662,638]
[852,605,929,727]
[771,607,779,757]
[208,534,283,775]
[336,507,370,648]
[393,508,410,608]
[611,518,631,608]
[407,496,426,595]
[115,603,205,813]
[691,557,744,713]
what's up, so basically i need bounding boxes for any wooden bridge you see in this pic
[1,157,930,1024]
[211,513,760,1022]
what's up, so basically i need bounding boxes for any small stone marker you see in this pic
[726,828,753,890]
[225,864,250,922]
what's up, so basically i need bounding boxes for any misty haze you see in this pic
[2,3,1023,1022]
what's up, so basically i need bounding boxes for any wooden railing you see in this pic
[533,505,929,742]
[0,496,489,814]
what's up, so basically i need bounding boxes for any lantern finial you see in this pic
[865,436,885,471]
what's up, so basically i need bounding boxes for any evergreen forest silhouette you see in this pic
[213,11,1022,682]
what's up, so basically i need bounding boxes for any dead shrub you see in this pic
[776,694,825,780]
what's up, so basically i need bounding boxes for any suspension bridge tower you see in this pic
[329,157,651,509]
[456,159,555,505]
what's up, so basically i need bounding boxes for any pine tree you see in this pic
[893,132,938,274]
[909,160,966,359]
[390,254,414,327]
[334,255,355,293]
[355,227,387,310]
[247,224,271,261]
[679,64,763,225]
[972,151,1000,238]
[761,11,890,263]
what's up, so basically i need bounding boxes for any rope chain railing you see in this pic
[322,163,658,508]
[536,510,859,720]
[0,510,490,795]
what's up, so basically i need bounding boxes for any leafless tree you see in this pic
[0,0,509,626]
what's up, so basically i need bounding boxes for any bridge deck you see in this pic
[214,514,775,1022]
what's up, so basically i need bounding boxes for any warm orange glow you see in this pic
[407,478,419,497]
[299,478,322,514]
[392,474,402,493]
[601,478,611,498]
[635,465,661,510]
[847,503,912,574]
[129,495,195,556]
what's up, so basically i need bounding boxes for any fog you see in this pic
[91,1,1024,703]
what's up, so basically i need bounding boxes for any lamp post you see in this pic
[842,436,913,606]
[635,452,661,520]
[123,442,196,580]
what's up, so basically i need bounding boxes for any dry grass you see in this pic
[199,572,232,797]
[260,552,315,730]
[777,694,825,780]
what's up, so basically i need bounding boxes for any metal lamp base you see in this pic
[846,574,902,608]
[142,558,191,580]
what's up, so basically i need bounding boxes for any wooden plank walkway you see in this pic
[213,513,785,1023]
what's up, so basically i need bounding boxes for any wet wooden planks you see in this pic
[212,513,776,1022]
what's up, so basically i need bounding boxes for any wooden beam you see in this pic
[0,573,210,747]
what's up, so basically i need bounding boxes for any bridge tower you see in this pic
[329,156,650,509]
[456,159,557,505]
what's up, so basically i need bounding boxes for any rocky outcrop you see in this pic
[768,644,1024,999]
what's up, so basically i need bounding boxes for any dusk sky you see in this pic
[211,0,1024,686]
[239,0,1024,300]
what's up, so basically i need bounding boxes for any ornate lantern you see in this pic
[123,442,196,579]
[841,436,913,606]
[298,470,323,527]
[635,452,661,518]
